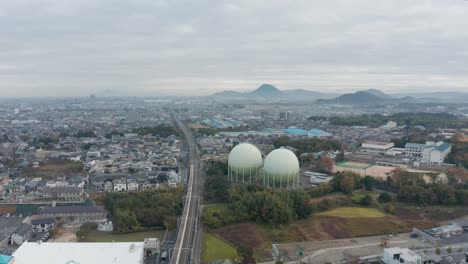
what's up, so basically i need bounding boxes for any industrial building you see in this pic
[10,240,160,264]
[227,144,301,189]
[283,128,331,138]
[228,143,263,183]
[263,148,300,189]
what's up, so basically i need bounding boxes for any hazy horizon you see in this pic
[1,0,468,97]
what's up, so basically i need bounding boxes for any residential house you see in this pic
[127,180,139,191]
[31,218,55,232]
[103,181,113,192]
[113,180,127,192]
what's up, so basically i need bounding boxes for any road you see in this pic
[171,110,203,264]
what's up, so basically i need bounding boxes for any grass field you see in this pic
[346,218,409,237]
[319,207,386,218]
[84,230,166,242]
[351,191,379,204]
[202,232,239,262]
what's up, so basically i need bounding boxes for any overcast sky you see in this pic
[1,0,468,97]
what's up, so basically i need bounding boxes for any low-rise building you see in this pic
[383,247,421,264]
[361,141,394,155]
[43,186,85,202]
[426,224,464,239]
[10,223,33,245]
[39,206,106,222]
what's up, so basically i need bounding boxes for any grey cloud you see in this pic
[0,0,468,97]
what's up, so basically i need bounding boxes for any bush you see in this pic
[76,222,98,241]
[383,204,395,214]
[363,176,374,191]
[378,193,392,203]
[360,194,373,206]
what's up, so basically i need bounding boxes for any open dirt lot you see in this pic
[51,225,80,242]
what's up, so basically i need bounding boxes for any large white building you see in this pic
[11,241,156,264]
[405,141,452,165]
[422,141,452,165]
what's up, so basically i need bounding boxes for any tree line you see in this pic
[133,125,180,138]
[382,168,468,206]
[104,188,183,232]
[309,112,468,129]
[273,136,341,156]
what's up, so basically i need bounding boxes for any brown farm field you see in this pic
[22,160,84,179]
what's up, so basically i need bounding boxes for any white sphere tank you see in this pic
[263,148,300,188]
[228,143,263,182]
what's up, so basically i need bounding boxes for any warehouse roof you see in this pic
[40,206,105,214]
[44,187,83,194]
[12,242,144,264]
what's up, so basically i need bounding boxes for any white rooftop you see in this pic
[12,242,145,264]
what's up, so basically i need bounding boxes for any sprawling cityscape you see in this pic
[0,89,467,264]
[1,1,468,264]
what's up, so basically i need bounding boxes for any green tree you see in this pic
[378,193,392,203]
[238,245,256,264]
[363,176,374,191]
[340,175,355,195]
[360,194,373,206]
[335,152,345,162]
[76,222,98,241]
[114,209,140,232]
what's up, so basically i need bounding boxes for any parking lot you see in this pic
[0,216,26,245]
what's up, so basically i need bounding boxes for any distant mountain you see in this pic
[319,90,420,105]
[246,84,282,98]
[391,91,468,103]
[362,89,392,98]
[211,90,242,97]
[319,91,385,104]
[211,84,336,100]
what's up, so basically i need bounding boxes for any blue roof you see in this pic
[0,254,13,264]
[434,142,451,152]
[283,128,329,136]
[284,128,309,135]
